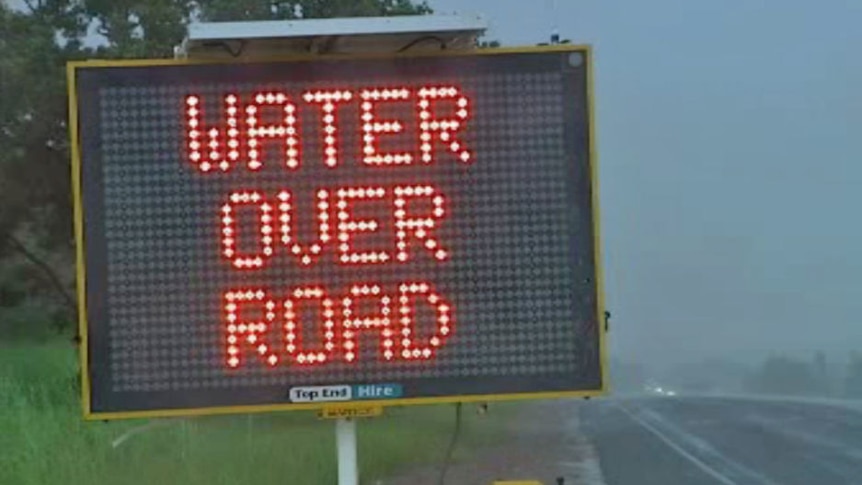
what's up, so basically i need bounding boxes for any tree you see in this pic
[0,0,432,338]
[1,1,85,332]
[76,0,194,58]
[844,352,862,399]
[814,351,827,379]
[198,0,430,21]
[744,355,821,396]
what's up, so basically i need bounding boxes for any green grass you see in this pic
[0,342,514,485]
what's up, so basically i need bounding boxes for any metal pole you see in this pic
[336,418,358,485]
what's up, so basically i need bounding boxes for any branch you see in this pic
[21,0,37,13]
[5,234,77,316]
[20,0,46,15]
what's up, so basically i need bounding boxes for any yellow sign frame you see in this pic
[68,44,607,420]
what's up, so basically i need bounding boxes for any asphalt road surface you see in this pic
[580,396,862,485]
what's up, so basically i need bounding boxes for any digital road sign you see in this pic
[68,46,606,419]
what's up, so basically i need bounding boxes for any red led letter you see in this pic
[393,185,448,262]
[278,190,332,266]
[185,94,241,173]
[342,284,394,362]
[303,90,354,168]
[221,191,274,270]
[360,88,413,166]
[418,86,472,164]
[245,91,301,170]
[224,289,279,369]
[336,186,391,265]
[284,287,336,365]
[397,282,453,360]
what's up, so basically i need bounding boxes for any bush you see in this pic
[0,301,66,342]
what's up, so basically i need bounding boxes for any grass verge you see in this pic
[0,342,514,485]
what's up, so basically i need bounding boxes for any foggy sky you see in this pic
[18,0,860,368]
[431,0,862,367]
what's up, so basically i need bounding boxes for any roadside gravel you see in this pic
[379,399,606,485]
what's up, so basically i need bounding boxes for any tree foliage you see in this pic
[198,0,430,22]
[744,354,828,396]
[844,352,862,398]
[0,0,431,338]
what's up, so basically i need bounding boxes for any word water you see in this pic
[185,86,471,172]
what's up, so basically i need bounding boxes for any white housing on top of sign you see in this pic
[176,13,488,59]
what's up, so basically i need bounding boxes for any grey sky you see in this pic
[431,0,862,366]
[22,0,858,368]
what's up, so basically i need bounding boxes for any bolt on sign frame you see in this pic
[68,44,607,420]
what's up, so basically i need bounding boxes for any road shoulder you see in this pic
[379,399,606,485]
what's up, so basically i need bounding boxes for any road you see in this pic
[580,396,862,485]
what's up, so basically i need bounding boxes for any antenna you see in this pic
[549,0,560,44]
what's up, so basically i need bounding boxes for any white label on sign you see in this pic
[289,385,352,403]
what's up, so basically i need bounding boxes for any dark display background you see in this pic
[74,50,602,414]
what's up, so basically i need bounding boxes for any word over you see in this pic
[221,185,448,269]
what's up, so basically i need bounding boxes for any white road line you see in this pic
[639,409,778,485]
[744,413,862,482]
[615,403,739,485]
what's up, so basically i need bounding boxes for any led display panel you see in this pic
[68,46,606,419]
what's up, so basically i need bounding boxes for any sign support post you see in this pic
[336,418,358,485]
